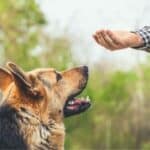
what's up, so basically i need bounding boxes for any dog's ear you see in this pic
[0,68,13,92]
[6,62,42,98]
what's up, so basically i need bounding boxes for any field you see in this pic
[0,0,150,149]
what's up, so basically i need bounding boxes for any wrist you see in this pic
[130,32,144,48]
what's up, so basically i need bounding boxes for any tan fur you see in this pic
[0,62,88,150]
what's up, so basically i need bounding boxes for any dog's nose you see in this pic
[82,66,88,77]
[83,66,88,73]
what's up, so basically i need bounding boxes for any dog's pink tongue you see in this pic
[75,99,89,105]
[67,99,88,110]
[67,105,77,110]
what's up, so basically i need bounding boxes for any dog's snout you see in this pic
[83,66,88,73]
[81,66,88,77]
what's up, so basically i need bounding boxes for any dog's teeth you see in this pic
[86,96,90,102]
[68,101,74,105]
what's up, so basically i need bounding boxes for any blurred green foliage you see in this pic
[0,0,150,149]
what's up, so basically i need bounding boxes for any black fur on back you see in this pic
[0,104,28,150]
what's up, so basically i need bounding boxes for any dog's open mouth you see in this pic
[64,95,91,117]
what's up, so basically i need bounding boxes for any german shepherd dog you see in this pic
[0,62,91,150]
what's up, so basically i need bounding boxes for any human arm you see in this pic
[93,26,150,52]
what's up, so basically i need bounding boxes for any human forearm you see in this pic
[93,27,150,52]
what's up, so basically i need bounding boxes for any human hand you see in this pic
[93,29,144,50]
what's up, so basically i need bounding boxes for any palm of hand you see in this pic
[93,30,143,50]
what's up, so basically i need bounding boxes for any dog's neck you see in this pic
[0,84,66,150]
[18,107,65,150]
[0,104,65,150]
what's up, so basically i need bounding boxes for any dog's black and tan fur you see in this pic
[0,62,90,150]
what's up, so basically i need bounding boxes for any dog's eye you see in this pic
[56,72,62,82]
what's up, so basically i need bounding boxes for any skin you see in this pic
[93,29,144,50]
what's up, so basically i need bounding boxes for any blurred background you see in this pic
[0,0,150,149]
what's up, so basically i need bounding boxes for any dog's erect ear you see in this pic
[6,62,42,98]
[0,68,13,92]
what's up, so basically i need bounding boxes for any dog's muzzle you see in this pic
[63,66,91,117]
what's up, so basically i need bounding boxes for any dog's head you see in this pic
[0,62,91,122]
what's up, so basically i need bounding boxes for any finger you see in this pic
[101,30,118,50]
[96,31,112,49]
[94,30,114,49]
[93,34,100,44]
[95,29,103,34]
[93,31,106,46]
